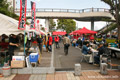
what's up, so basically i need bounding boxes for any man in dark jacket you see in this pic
[94,43,105,65]
[37,35,43,54]
[9,34,19,65]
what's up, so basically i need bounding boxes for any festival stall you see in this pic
[73,27,97,34]
[52,31,66,35]
[71,27,97,40]
[0,1,43,72]
[69,31,74,35]
[0,13,24,35]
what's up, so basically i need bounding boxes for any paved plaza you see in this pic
[54,43,120,70]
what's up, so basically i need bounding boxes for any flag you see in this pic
[30,1,36,29]
[35,20,39,32]
[18,0,27,30]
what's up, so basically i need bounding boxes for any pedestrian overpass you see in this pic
[15,8,115,31]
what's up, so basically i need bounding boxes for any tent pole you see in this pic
[24,30,26,56]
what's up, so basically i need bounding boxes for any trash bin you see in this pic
[2,66,11,77]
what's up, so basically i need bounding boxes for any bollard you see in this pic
[75,64,81,76]
[100,63,108,75]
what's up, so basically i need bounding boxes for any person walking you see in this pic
[37,35,43,54]
[54,35,60,49]
[47,34,52,52]
[63,34,70,55]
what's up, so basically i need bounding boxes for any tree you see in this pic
[49,19,56,32]
[57,19,76,33]
[101,0,120,39]
[0,0,19,20]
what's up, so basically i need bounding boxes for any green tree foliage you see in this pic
[101,0,120,21]
[57,19,76,33]
[0,0,19,20]
[49,19,56,32]
[101,0,120,38]
[104,23,117,33]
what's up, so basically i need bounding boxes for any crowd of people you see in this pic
[70,35,119,66]
[0,33,119,67]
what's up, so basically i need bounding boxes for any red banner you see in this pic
[36,20,39,32]
[30,1,36,29]
[18,0,27,30]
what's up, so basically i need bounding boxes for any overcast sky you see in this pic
[16,0,110,30]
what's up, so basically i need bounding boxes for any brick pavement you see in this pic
[0,70,120,80]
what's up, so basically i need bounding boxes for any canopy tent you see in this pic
[52,31,66,35]
[73,27,97,34]
[69,31,74,35]
[0,13,24,35]
[25,25,46,35]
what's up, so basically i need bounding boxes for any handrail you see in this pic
[15,8,110,13]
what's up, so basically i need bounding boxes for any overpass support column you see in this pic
[45,18,49,32]
[91,20,94,31]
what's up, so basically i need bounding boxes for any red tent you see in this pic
[52,31,66,35]
[69,31,74,35]
[74,27,97,34]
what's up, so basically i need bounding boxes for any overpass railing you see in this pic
[15,8,109,13]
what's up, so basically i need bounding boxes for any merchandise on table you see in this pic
[12,56,25,61]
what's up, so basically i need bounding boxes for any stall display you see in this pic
[11,61,25,68]
[11,56,25,68]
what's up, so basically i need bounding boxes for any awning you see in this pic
[0,13,24,35]
[74,27,97,34]
[52,31,66,35]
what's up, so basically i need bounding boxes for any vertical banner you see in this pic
[36,20,39,32]
[30,1,36,29]
[18,0,27,30]
[45,27,47,32]
[36,20,41,34]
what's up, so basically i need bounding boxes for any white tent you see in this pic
[0,13,24,35]
[25,25,46,35]
[0,13,46,35]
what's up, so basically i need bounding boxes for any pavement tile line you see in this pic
[0,70,120,80]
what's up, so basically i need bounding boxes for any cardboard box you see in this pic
[11,61,25,68]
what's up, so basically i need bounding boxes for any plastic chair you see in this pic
[81,53,89,63]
